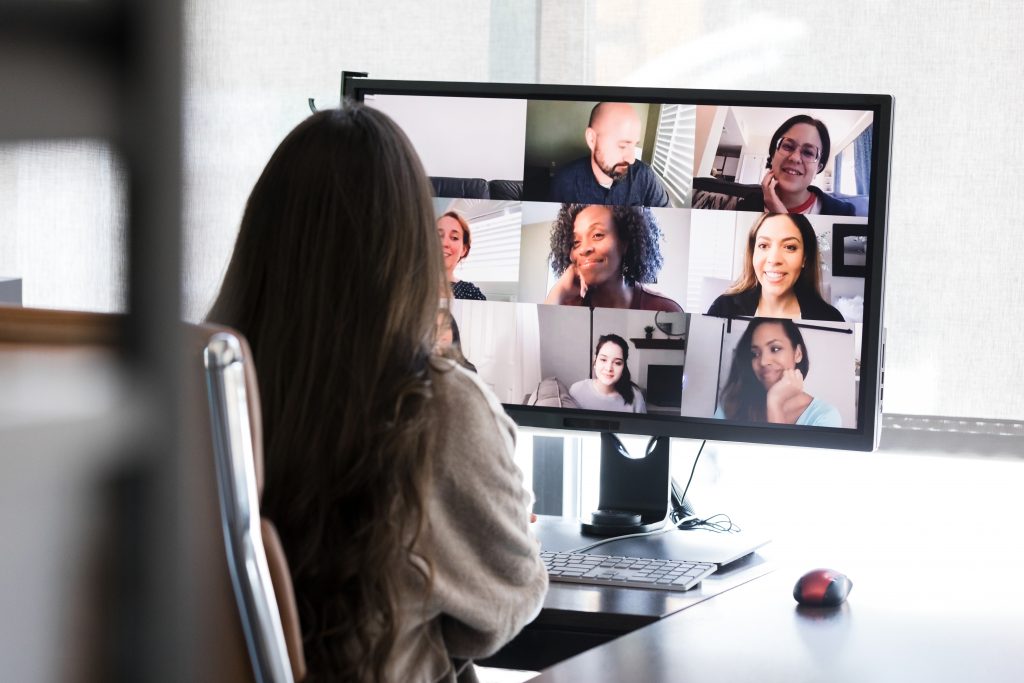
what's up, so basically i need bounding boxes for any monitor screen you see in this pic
[348,79,891,452]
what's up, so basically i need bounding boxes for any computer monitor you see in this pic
[346,78,890,530]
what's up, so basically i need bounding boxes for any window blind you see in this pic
[651,104,697,205]
[455,204,523,283]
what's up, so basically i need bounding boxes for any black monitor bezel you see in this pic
[346,77,892,452]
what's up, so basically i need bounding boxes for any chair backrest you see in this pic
[0,307,305,682]
[200,327,306,683]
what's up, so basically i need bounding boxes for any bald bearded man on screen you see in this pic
[549,102,670,207]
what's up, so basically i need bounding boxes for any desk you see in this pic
[484,515,773,670]
[493,443,1024,681]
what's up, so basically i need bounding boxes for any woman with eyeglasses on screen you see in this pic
[715,318,841,427]
[737,115,856,216]
[569,334,647,414]
[208,105,546,683]
[706,212,844,322]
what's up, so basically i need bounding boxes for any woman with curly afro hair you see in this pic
[544,203,682,311]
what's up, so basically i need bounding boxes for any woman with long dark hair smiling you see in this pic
[716,318,841,427]
[569,333,647,413]
[207,104,546,683]
[707,212,844,322]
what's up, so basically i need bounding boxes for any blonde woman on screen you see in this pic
[437,211,486,300]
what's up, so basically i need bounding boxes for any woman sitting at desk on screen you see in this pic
[569,334,647,413]
[437,210,486,300]
[706,212,845,322]
[715,318,841,427]
[736,114,856,216]
[207,105,546,683]
[544,203,682,312]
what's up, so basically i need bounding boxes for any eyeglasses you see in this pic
[775,137,821,164]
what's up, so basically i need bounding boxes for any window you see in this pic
[651,104,697,205]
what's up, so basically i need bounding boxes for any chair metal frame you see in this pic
[204,332,294,683]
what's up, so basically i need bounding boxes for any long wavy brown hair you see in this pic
[726,212,825,302]
[719,318,810,422]
[207,104,447,682]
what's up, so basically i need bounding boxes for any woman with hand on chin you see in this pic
[544,203,682,312]
[715,318,841,427]
[737,114,855,217]
[706,212,845,322]
[569,334,647,413]
[437,210,486,300]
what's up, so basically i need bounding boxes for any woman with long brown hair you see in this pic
[208,105,546,683]
[706,212,844,322]
[715,318,841,427]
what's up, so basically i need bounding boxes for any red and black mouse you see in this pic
[793,568,852,607]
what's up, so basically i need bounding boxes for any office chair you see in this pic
[0,308,305,682]
[200,325,306,683]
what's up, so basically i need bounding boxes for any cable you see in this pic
[667,440,741,534]
[568,524,677,554]
[669,439,705,524]
[675,513,741,534]
[567,439,740,553]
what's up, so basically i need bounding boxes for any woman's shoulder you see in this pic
[796,290,846,321]
[631,387,647,413]
[428,358,518,459]
[706,289,756,317]
[634,285,683,312]
[799,396,842,427]
[734,193,765,213]
[430,359,506,429]
[811,187,856,216]
[452,280,486,300]
[568,378,591,397]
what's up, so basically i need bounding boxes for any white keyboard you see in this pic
[541,550,717,592]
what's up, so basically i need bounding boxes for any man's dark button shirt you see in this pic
[549,156,670,207]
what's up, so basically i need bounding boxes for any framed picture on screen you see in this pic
[832,224,868,277]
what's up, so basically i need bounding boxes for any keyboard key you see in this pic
[542,551,716,592]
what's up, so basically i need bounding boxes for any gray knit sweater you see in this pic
[389,360,549,682]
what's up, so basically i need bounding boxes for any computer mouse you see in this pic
[793,568,852,607]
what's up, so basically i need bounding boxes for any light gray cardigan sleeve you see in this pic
[419,363,549,659]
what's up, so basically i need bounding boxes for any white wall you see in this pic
[517,200,561,304]
[537,303,591,383]
[648,207,689,306]
[518,217,551,304]
[372,95,527,180]
[0,141,126,313]
[680,314,726,417]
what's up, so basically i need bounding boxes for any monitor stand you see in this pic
[580,432,671,536]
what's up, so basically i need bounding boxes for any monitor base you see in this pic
[578,433,671,537]
[580,512,667,537]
